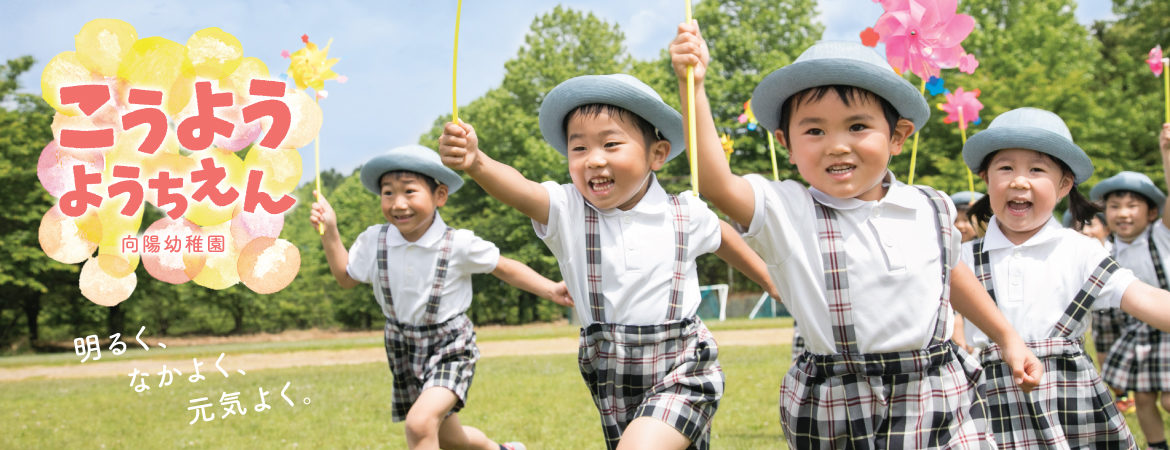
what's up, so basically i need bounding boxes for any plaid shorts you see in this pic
[1091,308,1129,370]
[1101,322,1170,392]
[791,320,806,363]
[383,313,480,422]
[780,342,994,449]
[980,338,1134,449]
[578,316,723,450]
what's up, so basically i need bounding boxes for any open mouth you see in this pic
[1006,200,1032,215]
[391,213,415,223]
[826,164,855,178]
[589,177,614,194]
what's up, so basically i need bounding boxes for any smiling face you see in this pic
[955,208,978,242]
[1103,191,1157,243]
[980,148,1074,244]
[379,172,448,242]
[565,108,669,210]
[776,89,913,202]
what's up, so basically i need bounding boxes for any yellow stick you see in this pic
[1163,58,1169,124]
[685,0,698,196]
[959,108,974,193]
[453,0,463,123]
[907,78,927,185]
[315,98,324,235]
[767,132,779,181]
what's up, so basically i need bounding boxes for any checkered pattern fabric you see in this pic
[578,317,723,450]
[781,187,994,448]
[383,314,480,422]
[792,320,806,363]
[979,338,1134,449]
[1101,225,1170,393]
[973,249,1133,448]
[579,195,722,449]
[377,224,478,422]
[1091,307,1129,373]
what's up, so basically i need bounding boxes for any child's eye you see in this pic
[1030,167,1047,174]
[570,145,586,152]
[805,128,824,136]
[996,165,1012,171]
[849,123,867,132]
[604,141,620,148]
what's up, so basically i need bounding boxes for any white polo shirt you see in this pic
[347,212,500,325]
[740,172,960,354]
[533,176,721,326]
[1112,220,1170,289]
[961,216,1137,349]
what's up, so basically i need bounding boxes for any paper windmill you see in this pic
[284,34,345,97]
[874,0,975,79]
[738,99,759,131]
[1150,46,1164,77]
[925,76,947,96]
[939,87,982,130]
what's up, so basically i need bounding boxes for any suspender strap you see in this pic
[914,187,954,347]
[1050,257,1119,338]
[972,239,995,303]
[584,195,689,323]
[377,225,455,325]
[1148,226,1169,290]
[377,224,396,321]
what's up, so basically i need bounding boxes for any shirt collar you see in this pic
[386,211,447,248]
[592,174,668,216]
[981,215,1064,251]
[807,170,920,211]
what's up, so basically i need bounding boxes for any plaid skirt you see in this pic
[780,341,992,449]
[383,313,480,422]
[578,316,723,450]
[979,338,1134,449]
[1101,322,1170,392]
[1091,308,1129,372]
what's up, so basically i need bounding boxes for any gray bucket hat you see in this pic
[359,145,464,195]
[962,107,1093,184]
[750,41,930,135]
[950,190,984,207]
[538,74,685,161]
[1090,171,1166,213]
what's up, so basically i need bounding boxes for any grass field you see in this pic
[4,319,1170,448]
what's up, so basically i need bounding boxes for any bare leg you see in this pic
[615,417,692,450]
[1136,391,1166,445]
[404,387,460,450]
[438,410,501,450]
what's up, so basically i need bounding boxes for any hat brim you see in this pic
[360,149,464,195]
[539,76,685,161]
[1090,177,1167,212]
[750,58,929,135]
[962,126,1093,184]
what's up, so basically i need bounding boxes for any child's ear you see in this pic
[1148,206,1160,224]
[774,129,792,163]
[978,170,989,184]
[1056,173,1074,199]
[433,184,450,207]
[648,140,670,170]
[888,118,915,156]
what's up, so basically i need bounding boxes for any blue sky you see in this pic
[2,0,1114,184]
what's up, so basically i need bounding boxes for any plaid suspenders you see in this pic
[584,195,689,323]
[812,186,953,355]
[377,224,455,324]
[1148,226,1169,290]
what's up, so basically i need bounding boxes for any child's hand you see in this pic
[1000,340,1043,393]
[309,190,338,236]
[547,281,574,307]
[670,20,709,83]
[439,121,480,171]
[1160,123,1170,155]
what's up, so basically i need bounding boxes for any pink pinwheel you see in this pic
[940,87,982,130]
[874,0,975,79]
[1150,46,1164,77]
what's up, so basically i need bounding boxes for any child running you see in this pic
[310,145,571,450]
[438,74,776,449]
[671,22,1041,448]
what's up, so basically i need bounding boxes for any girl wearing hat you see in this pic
[309,145,571,450]
[1094,144,1170,448]
[672,22,1040,448]
[439,74,777,449]
[960,109,1170,447]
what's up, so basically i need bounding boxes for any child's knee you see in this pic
[403,410,441,442]
[1160,392,1170,412]
[1136,391,1159,406]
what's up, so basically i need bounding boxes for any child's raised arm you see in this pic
[949,261,1043,392]
[309,191,361,289]
[491,256,573,307]
[439,122,552,225]
[1160,123,1170,227]
[713,221,780,301]
[1121,281,1170,332]
[670,20,756,227]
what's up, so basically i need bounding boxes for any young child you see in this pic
[672,24,1041,448]
[438,74,776,450]
[952,190,984,243]
[309,145,571,450]
[1093,166,1170,448]
[959,109,1170,448]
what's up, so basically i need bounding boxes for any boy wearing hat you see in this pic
[310,145,571,450]
[1094,167,1170,449]
[671,23,1042,447]
[439,74,776,450]
[951,191,985,243]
